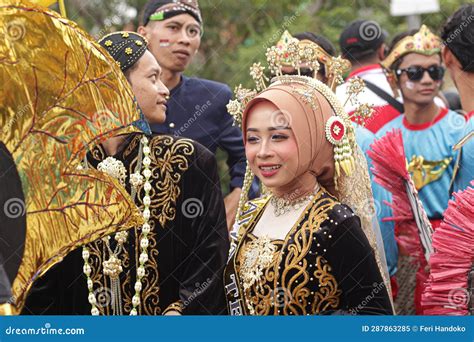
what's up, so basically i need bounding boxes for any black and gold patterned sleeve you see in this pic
[320,204,394,315]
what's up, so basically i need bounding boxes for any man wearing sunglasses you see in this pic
[378,25,471,314]
[138,0,248,230]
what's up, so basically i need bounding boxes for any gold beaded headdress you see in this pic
[381,25,442,70]
[263,30,352,90]
[227,32,394,302]
[227,31,374,208]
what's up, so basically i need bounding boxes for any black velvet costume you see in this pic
[22,133,229,315]
[224,189,394,315]
[0,142,26,304]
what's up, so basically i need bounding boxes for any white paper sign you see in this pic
[390,0,440,16]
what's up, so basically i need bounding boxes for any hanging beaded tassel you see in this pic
[233,161,255,226]
[325,116,355,183]
[83,247,100,315]
[103,234,126,315]
[82,135,153,316]
[130,136,152,316]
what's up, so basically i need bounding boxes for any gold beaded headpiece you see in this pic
[227,31,374,210]
[262,30,351,90]
[227,30,372,174]
[381,25,442,70]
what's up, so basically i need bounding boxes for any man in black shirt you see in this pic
[138,0,247,229]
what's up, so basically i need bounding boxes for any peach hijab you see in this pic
[242,80,337,195]
[239,77,394,306]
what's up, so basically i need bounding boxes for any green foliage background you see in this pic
[60,0,467,192]
[65,0,466,90]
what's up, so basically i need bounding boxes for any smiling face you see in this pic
[397,53,443,107]
[139,13,201,73]
[127,50,170,124]
[245,101,316,196]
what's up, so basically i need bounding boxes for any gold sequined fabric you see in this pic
[1,0,144,313]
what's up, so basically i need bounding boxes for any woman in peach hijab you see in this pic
[224,75,394,315]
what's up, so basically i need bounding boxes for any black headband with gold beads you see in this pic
[98,32,149,72]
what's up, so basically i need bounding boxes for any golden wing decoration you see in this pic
[28,0,65,16]
[0,0,144,313]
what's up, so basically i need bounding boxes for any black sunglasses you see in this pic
[396,65,445,81]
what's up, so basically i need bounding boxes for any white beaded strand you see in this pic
[82,247,100,316]
[82,135,154,316]
[130,136,152,316]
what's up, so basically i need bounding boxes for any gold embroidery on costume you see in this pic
[312,256,341,312]
[236,189,342,315]
[91,146,106,162]
[407,155,452,190]
[88,135,195,315]
[138,136,194,314]
[163,300,184,314]
[87,240,108,315]
[238,235,279,315]
[123,135,140,159]
[120,238,132,314]
[279,193,336,315]
[140,227,161,315]
[147,136,195,227]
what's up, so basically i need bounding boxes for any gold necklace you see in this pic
[269,185,320,217]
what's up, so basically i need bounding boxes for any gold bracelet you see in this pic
[162,300,184,315]
[0,303,14,316]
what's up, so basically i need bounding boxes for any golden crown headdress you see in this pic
[227,31,375,210]
[260,31,352,90]
[381,25,442,70]
[227,31,373,168]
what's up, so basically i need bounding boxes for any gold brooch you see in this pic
[240,236,277,291]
